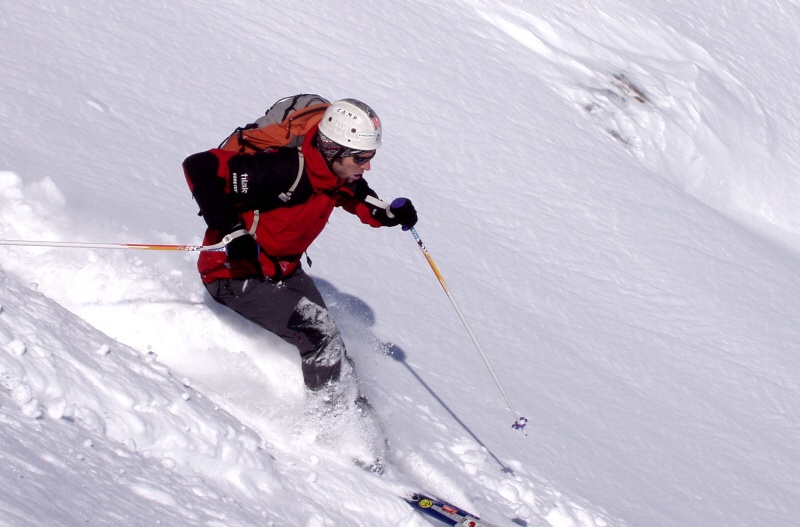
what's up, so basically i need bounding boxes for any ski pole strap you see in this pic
[363,194,392,215]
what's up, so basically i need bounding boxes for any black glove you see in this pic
[224,225,260,263]
[389,198,418,231]
[350,178,378,201]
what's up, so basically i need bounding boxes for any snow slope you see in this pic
[2,0,800,525]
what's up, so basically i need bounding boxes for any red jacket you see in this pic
[183,128,390,282]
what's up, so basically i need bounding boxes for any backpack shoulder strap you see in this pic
[278,149,305,203]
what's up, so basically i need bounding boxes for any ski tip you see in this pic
[406,492,501,527]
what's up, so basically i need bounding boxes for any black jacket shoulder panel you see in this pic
[226,148,313,210]
[183,151,238,231]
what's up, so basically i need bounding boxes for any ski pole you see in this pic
[0,239,227,252]
[409,226,528,435]
[0,228,252,253]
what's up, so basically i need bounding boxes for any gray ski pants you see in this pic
[204,269,346,391]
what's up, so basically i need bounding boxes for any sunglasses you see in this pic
[351,150,376,165]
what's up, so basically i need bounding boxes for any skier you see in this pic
[182,98,417,413]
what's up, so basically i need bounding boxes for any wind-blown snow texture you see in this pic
[2,1,800,526]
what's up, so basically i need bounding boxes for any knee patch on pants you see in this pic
[288,298,346,390]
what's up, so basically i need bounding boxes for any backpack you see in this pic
[217,94,330,203]
[218,94,331,153]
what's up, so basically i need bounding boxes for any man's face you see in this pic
[331,152,375,183]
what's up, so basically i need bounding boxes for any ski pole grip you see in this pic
[386,197,407,219]
[387,197,408,220]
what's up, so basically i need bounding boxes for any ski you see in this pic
[406,492,499,527]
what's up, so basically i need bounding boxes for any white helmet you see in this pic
[318,98,382,151]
